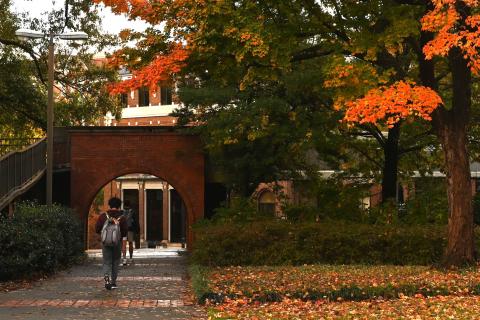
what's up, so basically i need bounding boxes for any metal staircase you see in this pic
[0,138,46,211]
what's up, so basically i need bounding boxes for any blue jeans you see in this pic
[102,242,122,284]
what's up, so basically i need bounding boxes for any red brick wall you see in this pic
[128,90,139,107]
[150,86,160,106]
[369,184,383,207]
[69,128,204,249]
[254,181,294,217]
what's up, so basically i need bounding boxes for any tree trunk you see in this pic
[439,122,474,266]
[440,47,474,266]
[381,123,400,203]
[417,6,475,266]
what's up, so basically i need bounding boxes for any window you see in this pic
[258,191,275,215]
[120,93,128,108]
[476,178,480,193]
[138,86,149,106]
[360,197,370,210]
[161,86,172,105]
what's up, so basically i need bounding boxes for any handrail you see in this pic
[0,138,47,210]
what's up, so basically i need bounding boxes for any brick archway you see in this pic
[68,127,204,248]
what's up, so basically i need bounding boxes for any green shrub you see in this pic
[283,204,318,222]
[474,192,480,226]
[192,220,448,266]
[0,202,84,280]
[288,179,367,223]
[198,283,456,304]
[402,178,448,225]
[205,197,266,225]
[189,264,215,304]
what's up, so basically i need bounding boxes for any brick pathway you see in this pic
[0,254,206,319]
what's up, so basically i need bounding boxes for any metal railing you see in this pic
[0,138,46,210]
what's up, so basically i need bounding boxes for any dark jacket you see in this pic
[95,209,128,238]
[123,208,139,233]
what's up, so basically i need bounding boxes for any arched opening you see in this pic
[87,173,186,249]
[258,190,276,215]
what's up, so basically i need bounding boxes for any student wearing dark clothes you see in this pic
[95,197,128,290]
[122,200,139,265]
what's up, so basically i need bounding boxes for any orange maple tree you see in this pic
[422,0,480,73]
[106,44,189,94]
[343,81,442,128]
[94,0,196,93]
[344,0,480,127]
[95,0,276,93]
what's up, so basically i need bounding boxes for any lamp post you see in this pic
[15,29,88,206]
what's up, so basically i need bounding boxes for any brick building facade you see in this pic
[88,68,188,249]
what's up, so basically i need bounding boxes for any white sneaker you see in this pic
[122,258,127,266]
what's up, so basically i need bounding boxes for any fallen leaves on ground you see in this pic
[209,296,480,319]
[208,265,480,299]
[205,265,480,319]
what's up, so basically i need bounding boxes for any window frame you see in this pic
[161,86,173,105]
[138,86,150,107]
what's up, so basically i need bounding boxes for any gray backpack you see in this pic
[101,214,121,246]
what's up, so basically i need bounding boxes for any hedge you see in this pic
[0,203,84,280]
[195,281,480,304]
[191,220,451,266]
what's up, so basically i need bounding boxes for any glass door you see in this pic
[146,189,163,241]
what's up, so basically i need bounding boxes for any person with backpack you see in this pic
[95,197,127,290]
[121,200,139,265]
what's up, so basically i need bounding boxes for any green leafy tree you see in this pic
[0,0,121,139]
[96,0,444,205]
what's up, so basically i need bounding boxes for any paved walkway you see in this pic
[0,249,206,319]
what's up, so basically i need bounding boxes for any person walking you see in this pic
[122,199,139,265]
[95,197,127,290]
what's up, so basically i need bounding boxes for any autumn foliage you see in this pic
[343,81,442,127]
[205,265,480,319]
[343,0,480,127]
[95,0,277,93]
[107,44,189,94]
[94,0,194,93]
[422,0,480,74]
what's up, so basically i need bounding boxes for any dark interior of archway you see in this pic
[170,189,186,243]
[86,173,187,249]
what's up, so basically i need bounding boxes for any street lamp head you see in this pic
[15,29,44,41]
[58,31,88,41]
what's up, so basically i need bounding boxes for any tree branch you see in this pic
[349,143,383,168]
[0,103,46,130]
[392,0,425,5]
[0,38,47,85]
[291,45,334,62]
[359,124,387,147]
[398,143,432,156]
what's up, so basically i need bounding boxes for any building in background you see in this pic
[104,67,179,127]
[88,67,187,249]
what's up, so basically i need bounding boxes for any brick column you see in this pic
[162,182,169,241]
[139,181,145,244]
